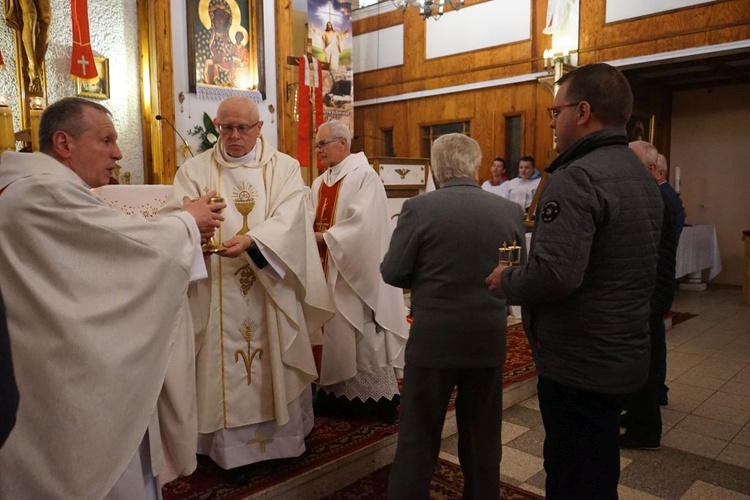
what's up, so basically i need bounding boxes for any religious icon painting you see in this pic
[627,112,655,144]
[186,0,266,99]
[76,57,110,100]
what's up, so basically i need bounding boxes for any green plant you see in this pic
[188,112,219,152]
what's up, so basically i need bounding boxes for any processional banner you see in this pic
[307,0,354,133]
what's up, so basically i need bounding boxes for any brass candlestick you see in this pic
[499,240,522,266]
[202,196,226,253]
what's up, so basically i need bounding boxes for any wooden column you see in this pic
[137,0,176,185]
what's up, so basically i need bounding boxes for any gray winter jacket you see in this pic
[502,128,663,395]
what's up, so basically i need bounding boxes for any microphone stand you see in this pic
[155,114,195,158]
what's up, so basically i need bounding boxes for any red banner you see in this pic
[70,0,97,79]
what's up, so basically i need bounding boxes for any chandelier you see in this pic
[392,0,464,20]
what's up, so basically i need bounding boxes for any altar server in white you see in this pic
[311,120,408,423]
[498,156,541,211]
[161,96,333,478]
[0,97,223,498]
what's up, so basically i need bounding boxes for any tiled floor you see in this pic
[441,286,750,499]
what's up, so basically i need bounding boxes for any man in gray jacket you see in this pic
[383,133,525,499]
[486,63,663,499]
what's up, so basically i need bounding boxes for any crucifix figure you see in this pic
[4,0,52,94]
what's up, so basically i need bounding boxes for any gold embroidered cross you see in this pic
[246,428,274,453]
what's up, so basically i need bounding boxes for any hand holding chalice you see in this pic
[182,191,226,252]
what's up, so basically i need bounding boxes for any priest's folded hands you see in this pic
[180,189,226,241]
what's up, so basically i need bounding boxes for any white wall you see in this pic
[0,0,144,183]
[169,0,278,162]
[671,84,750,286]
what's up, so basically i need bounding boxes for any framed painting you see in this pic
[76,57,110,100]
[627,112,655,143]
[186,0,266,97]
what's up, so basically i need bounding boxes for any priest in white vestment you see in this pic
[0,98,223,499]
[498,156,541,211]
[161,97,334,476]
[310,121,408,423]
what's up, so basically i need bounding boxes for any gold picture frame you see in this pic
[186,0,266,97]
[76,57,110,100]
[627,112,655,144]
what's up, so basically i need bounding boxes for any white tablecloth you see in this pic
[675,224,722,280]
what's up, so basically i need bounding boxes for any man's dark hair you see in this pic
[556,63,633,128]
[39,97,111,153]
[519,156,535,166]
[493,157,506,165]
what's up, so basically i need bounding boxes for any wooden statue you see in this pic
[4,0,52,94]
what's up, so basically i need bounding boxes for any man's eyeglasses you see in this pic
[314,137,341,150]
[547,102,581,120]
[217,121,260,134]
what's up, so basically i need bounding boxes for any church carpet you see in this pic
[321,458,546,500]
[161,314,697,498]
[162,323,536,499]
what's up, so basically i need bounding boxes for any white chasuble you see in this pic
[0,152,201,498]
[311,153,409,392]
[162,138,334,468]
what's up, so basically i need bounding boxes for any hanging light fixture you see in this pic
[392,0,464,21]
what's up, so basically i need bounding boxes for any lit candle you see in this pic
[674,166,681,194]
[29,97,45,152]
[0,94,15,154]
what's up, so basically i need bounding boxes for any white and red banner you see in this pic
[297,56,324,168]
[307,0,353,133]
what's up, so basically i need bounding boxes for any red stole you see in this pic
[314,178,343,275]
[312,176,343,379]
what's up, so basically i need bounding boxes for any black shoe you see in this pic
[222,464,254,485]
[377,401,399,424]
[619,433,660,451]
[659,393,668,406]
[619,412,633,428]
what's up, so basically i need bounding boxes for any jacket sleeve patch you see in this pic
[541,201,561,223]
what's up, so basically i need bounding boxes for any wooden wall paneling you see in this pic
[379,103,407,156]
[275,0,296,158]
[579,0,750,65]
[137,0,176,185]
[535,83,556,169]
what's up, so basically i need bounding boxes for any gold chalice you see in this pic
[202,196,226,253]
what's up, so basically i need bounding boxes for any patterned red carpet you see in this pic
[322,458,545,500]
[501,322,536,388]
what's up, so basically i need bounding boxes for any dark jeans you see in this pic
[655,313,668,400]
[538,376,622,500]
[388,364,504,500]
[622,313,663,441]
